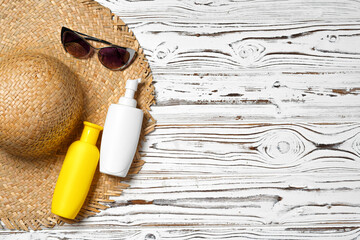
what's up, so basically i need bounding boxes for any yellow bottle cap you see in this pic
[80,121,103,145]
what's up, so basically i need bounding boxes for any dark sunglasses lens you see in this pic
[98,47,131,70]
[62,31,91,58]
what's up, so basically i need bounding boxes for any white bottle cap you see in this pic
[118,78,141,107]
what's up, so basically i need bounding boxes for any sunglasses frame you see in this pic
[61,26,137,70]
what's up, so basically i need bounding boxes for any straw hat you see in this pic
[0,0,155,231]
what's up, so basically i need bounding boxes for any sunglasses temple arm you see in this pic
[74,31,113,46]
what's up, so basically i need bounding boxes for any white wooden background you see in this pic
[1,0,360,239]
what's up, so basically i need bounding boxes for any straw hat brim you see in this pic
[0,0,155,231]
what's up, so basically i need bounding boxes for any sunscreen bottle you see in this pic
[100,78,143,177]
[52,121,103,219]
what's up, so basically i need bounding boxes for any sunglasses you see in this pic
[61,27,136,70]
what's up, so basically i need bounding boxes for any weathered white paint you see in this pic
[150,73,360,122]
[139,123,360,174]
[1,0,360,239]
[2,227,360,240]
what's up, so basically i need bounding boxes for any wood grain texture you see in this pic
[137,23,360,73]
[1,0,360,238]
[149,72,360,122]
[99,0,360,122]
[98,0,360,73]
[100,0,360,23]
[1,227,360,240]
[140,123,360,174]
[43,173,360,228]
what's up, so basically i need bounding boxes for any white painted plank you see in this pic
[150,72,360,121]
[3,173,360,229]
[155,72,360,106]
[1,226,360,240]
[68,173,360,228]
[153,73,360,106]
[139,123,360,174]
[150,103,360,123]
[132,23,360,73]
[98,0,360,24]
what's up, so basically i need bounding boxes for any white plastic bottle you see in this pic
[100,78,143,177]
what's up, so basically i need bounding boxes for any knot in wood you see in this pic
[259,130,305,164]
[229,40,265,67]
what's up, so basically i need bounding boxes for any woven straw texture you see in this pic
[0,0,155,231]
[0,53,84,158]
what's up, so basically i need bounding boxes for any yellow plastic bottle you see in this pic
[51,121,103,219]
